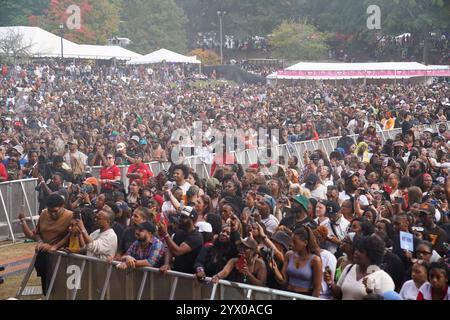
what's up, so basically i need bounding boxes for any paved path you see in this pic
[0,253,34,278]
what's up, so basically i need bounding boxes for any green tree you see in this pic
[0,0,50,26]
[270,20,329,61]
[120,0,188,54]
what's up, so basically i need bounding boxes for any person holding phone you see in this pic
[211,237,267,286]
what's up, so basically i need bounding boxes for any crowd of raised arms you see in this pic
[1,61,450,300]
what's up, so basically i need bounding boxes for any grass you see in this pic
[0,271,42,300]
[0,242,42,300]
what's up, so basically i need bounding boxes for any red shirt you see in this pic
[100,165,121,190]
[127,163,153,185]
[0,163,8,182]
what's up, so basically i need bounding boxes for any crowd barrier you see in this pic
[16,251,320,300]
[0,122,448,241]
[89,121,450,183]
[0,178,39,242]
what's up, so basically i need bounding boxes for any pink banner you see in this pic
[277,69,450,78]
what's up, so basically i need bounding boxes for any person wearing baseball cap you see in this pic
[126,151,153,185]
[280,195,317,231]
[196,221,213,244]
[419,203,448,256]
[255,194,279,235]
[211,237,267,286]
[157,205,204,274]
[116,221,165,269]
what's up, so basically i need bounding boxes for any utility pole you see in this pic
[59,24,64,60]
[217,11,226,65]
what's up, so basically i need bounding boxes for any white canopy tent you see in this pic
[126,48,200,65]
[77,44,142,60]
[267,61,450,82]
[0,26,142,60]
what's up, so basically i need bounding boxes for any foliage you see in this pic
[27,0,121,44]
[270,21,329,61]
[120,0,188,54]
[189,48,220,66]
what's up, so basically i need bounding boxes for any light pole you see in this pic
[217,11,226,65]
[59,24,64,60]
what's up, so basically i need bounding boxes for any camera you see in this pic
[259,247,274,262]
[358,189,367,196]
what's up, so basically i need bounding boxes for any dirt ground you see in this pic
[0,242,42,300]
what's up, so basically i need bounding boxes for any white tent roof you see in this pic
[127,48,200,65]
[269,61,450,80]
[285,61,430,71]
[0,26,141,60]
[77,44,142,60]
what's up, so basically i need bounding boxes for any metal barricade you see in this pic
[85,121,450,183]
[28,251,320,301]
[0,179,39,242]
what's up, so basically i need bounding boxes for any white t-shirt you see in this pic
[64,150,88,168]
[320,249,337,300]
[177,181,192,195]
[302,183,327,200]
[314,217,342,254]
[87,228,118,260]
[339,191,369,206]
[337,264,395,300]
[418,282,450,300]
[399,280,422,300]
[261,215,280,234]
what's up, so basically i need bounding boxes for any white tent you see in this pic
[267,61,450,81]
[127,48,200,65]
[77,44,142,60]
[0,26,142,60]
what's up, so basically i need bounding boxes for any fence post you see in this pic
[137,271,148,300]
[100,264,113,300]
[45,255,62,300]
[0,188,15,242]
[20,181,37,228]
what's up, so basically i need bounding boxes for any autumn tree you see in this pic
[29,0,120,44]
[189,48,220,66]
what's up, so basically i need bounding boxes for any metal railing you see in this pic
[17,251,321,300]
[88,121,450,183]
[0,178,39,242]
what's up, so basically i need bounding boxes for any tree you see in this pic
[120,0,188,54]
[0,28,33,63]
[270,21,329,61]
[29,0,121,44]
[0,0,50,27]
[189,48,220,66]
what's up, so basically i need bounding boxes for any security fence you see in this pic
[0,178,39,242]
[89,121,450,182]
[16,251,321,300]
[1,122,448,242]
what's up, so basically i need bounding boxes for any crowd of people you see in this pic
[1,60,450,300]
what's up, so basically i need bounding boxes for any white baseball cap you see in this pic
[196,221,212,233]
[116,142,126,151]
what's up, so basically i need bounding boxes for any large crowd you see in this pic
[1,61,450,300]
